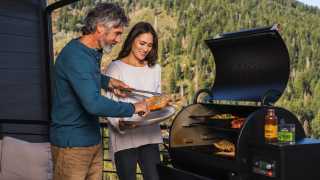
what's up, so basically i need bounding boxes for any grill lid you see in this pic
[205,25,290,104]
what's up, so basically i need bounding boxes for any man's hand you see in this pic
[119,119,137,130]
[133,101,150,117]
[108,78,131,98]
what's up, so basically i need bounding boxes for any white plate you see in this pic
[121,106,176,127]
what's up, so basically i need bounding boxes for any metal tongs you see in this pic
[122,88,162,96]
[120,88,163,116]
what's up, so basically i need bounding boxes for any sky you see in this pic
[297,0,320,8]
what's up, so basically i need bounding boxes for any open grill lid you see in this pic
[205,25,290,104]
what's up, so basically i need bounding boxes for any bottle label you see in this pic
[265,125,278,139]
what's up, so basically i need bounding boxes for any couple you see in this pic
[50,3,162,180]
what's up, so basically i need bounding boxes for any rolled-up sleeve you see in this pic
[62,56,135,117]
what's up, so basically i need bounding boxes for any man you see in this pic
[50,3,149,180]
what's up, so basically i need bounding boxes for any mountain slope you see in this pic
[52,0,320,137]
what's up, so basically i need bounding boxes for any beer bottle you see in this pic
[264,108,278,143]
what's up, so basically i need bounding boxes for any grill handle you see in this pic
[261,89,282,106]
[192,89,212,104]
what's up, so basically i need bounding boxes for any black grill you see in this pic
[158,25,320,180]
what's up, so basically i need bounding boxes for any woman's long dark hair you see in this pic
[117,22,158,67]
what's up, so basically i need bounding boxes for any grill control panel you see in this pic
[252,158,277,178]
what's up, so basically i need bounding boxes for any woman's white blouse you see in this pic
[103,60,163,161]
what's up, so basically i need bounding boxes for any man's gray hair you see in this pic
[81,3,129,35]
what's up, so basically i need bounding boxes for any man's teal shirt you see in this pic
[50,39,134,147]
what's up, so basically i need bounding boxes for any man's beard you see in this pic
[99,39,114,54]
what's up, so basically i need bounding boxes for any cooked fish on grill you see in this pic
[209,114,237,120]
[231,118,245,129]
[213,139,235,152]
[215,151,235,157]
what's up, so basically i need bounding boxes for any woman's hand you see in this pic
[119,119,137,130]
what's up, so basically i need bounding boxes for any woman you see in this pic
[104,22,162,180]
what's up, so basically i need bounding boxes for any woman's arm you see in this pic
[156,65,162,93]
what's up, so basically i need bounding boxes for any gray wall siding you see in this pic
[0,0,50,142]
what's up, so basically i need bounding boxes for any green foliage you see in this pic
[312,112,320,138]
[53,0,320,137]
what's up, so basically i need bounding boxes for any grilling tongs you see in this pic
[120,88,164,116]
[121,88,162,96]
